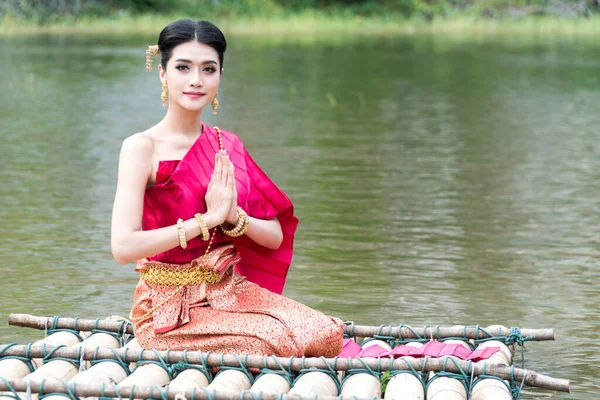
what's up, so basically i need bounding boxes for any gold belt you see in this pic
[140,264,221,286]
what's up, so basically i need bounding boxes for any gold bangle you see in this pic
[194,213,209,241]
[221,206,245,236]
[238,214,250,236]
[228,214,246,236]
[221,207,250,238]
[176,218,187,249]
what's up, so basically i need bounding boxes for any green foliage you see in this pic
[1,0,598,24]
[380,370,393,393]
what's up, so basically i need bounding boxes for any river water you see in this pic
[0,31,598,398]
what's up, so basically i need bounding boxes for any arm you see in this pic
[110,136,227,265]
[234,215,283,250]
[221,148,283,250]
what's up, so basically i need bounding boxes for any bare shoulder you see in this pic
[120,131,155,158]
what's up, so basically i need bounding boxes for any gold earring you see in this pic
[161,81,168,107]
[212,92,219,115]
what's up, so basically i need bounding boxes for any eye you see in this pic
[175,65,189,71]
[204,67,217,73]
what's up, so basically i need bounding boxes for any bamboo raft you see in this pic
[0,314,570,400]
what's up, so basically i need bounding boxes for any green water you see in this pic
[1,32,598,398]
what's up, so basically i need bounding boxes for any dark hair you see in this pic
[157,19,227,71]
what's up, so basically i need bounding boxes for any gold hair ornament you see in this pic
[146,45,161,72]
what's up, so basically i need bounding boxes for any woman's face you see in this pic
[159,41,221,113]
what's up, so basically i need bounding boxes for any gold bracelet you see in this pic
[176,218,187,249]
[221,206,245,235]
[221,207,250,237]
[194,213,209,241]
[222,208,246,236]
[238,214,250,236]
[228,214,246,236]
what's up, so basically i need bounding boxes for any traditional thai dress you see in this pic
[130,123,344,357]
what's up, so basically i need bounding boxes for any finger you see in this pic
[214,154,223,184]
[229,161,237,194]
[220,155,228,187]
[226,163,234,191]
[220,153,228,183]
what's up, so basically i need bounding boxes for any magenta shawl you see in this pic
[142,123,299,294]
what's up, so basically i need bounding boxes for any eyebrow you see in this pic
[175,59,218,65]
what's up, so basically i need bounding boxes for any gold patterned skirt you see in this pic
[130,245,344,357]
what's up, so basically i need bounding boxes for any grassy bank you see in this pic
[1,11,600,36]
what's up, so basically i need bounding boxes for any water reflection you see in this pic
[1,33,598,398]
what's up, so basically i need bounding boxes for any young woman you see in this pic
[111,19,344,356]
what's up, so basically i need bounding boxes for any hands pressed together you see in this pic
[204,150,239,226]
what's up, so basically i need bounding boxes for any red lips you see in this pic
[183,91,206,98]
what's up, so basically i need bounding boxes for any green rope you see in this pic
[134,349,175,380]
[433,326,474,349]
[170,349,212,382]
[293,356,341,393]
[471,325,531,369]
[0,343,36,373]
[470,325,533,346]
[37,378,78,400]
[238,391,262,400]
[170,362,211,379]
[46,316,83,342]
[395,324,429,345]
[344,356,380,378]
[343,321,355,338]
[472,363,528,400]
[506,327,533,346]
[128,384,135,400]
[98,382,123,400]
[0,376,21,399]
[360,325,396,348]
[41,344,82,368]
[255,355,294,387]
[424,357,471,394]
[90,346,131,375]
[215,353,254,385]
[382,356,426,395]
[90,319,133,347]
[511,367,528,399]
[148,384,169,400]
[342,356,382,395]
[187,387,217,400]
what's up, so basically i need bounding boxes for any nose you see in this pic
[190,69,203,87]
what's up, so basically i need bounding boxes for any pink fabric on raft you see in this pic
[142,122,298,294]
[339,339,500,362]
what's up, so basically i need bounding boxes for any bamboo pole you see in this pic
[0,379,362,400]
[8,314,555,341]
[0,344,570,393]
[9,314,132,336]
